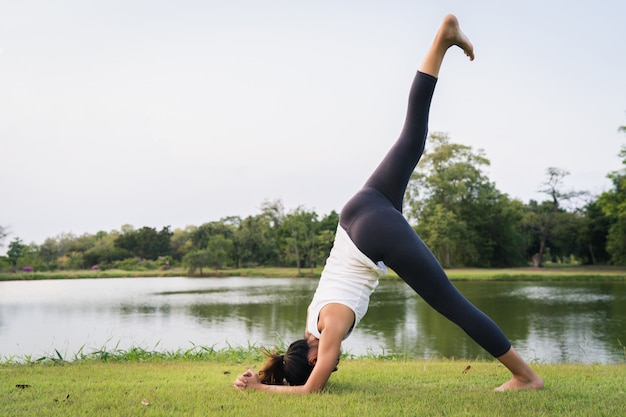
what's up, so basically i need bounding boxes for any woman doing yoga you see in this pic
[234,14,543,393]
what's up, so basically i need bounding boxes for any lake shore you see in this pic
[1,265,625,282]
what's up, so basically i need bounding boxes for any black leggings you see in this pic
[340,71,511,358]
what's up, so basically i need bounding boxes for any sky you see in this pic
[1,0,625,251]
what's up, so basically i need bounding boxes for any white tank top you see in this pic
[306,225,386,340]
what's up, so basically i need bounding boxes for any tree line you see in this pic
[2,128,625,273]
[0,202,339,276]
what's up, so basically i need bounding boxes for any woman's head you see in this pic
[258,339,314,386]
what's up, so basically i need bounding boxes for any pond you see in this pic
[0,277,624,364]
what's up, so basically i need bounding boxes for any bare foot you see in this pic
[418,14,474,77]
[437,14,474,60]
[494,375,545,391]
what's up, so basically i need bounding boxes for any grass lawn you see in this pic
[2,358,624,417]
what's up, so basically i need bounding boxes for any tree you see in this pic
[416,204,464,266]
[576,200,611,264]
[38,237,63,267]
[183,249,211,277]
[282,207,319,274]
[596,127,626,264]
[7,237,27,272]
[315,211,339,266]
[235,215,278,268]
[405,132,525,267]
[171,226,196,262]
[83,231,132,268]
[550,210,584,263]
[522,168,588,267]
[33,232,90,270]
[190,221,234,250]
[205,234,234,270]
[259,199,286,265]
[115,226,173,260]
[406,133,486,265]
[182,234,233,275]
[220,216,241,266]
[188,220,237,268]
[538,167,587,211]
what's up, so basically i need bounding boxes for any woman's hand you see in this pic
[233,369,261,391]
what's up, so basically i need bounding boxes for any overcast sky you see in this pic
[1,0,625,251]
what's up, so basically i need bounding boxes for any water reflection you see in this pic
[0,277,623,363]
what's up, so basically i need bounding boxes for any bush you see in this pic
[83,246,133,268]
[156,256,173,270]
[0,257,11,272]
[112,257,159,271]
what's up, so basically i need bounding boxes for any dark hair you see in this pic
[258,339,314,386]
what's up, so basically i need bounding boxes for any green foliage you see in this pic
[111,257,159,271]
[596,142,626,264]
[7,237,28,269]
[259,199,287,265]
[523,168,589,267]
[0,256,11,272]
[83,245,133,269]
[522,200,555,266]
[80,231,131,268]
[282,207,320,273]
[576,201,611,264]
[183,235,234,275]
[606,219,626,264]
[183,249,211,276]
[115,226,173,261]
[205,234,234,269]
[235,215,277,267]
[408,133,525,267]
[170,226,196,262]
[416,204,464,266]
[190,221,234,250]
[57,252,86,270]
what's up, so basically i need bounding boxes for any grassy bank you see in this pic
[2,356,624,417]
[443,265,626,281]
[1,265,625,282]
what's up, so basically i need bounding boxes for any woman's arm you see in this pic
[233,331,342,394]
[234,304,354,394]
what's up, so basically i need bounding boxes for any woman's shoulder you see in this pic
[318,303,355,335]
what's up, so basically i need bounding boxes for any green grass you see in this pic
[2,357,624,417]
[2,265,625,281]
[1,343,267,366]
[0,268,186,281]
[443,265,626,281]
[0,267,311,281]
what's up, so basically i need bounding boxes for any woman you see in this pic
[234,14,544,393]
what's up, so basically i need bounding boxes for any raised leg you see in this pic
[345,15,543,391]
[354,14,475,213]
